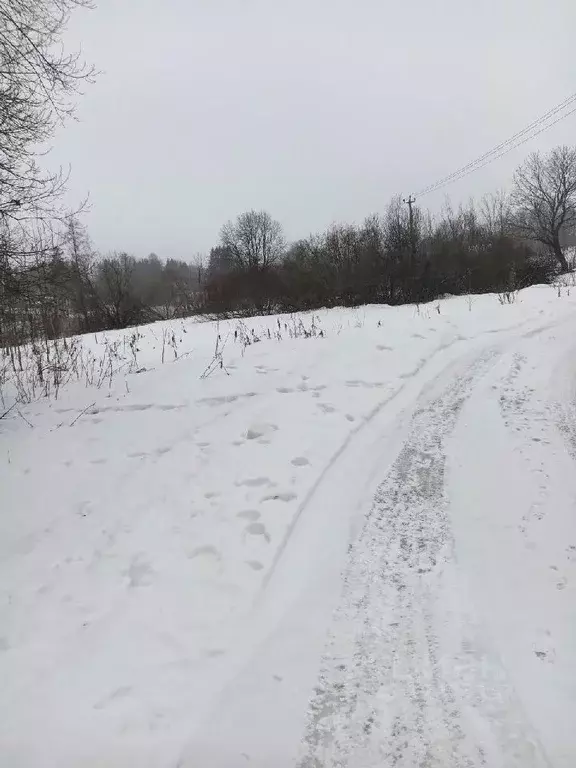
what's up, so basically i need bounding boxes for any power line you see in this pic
[413,91,576,199]
[418,92,576,196]
[421,103,576,197]
[426,107,576,194]
[415,92,576,197]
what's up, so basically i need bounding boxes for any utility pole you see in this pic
[403,195,416,264]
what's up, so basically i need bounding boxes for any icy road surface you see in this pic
[1,287,576,766]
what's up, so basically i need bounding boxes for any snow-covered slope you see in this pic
[2,286,576,767]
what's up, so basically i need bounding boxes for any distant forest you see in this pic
[3,145,576,347]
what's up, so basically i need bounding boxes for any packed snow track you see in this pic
[298,346,549,768]
[1,288,576,767]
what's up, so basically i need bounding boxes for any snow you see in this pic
[1,286,576,766]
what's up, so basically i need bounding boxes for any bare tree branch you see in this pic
[0,0,95,221]
[511,146,576,271]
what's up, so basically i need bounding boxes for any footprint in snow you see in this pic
[245,423,278,441]
[262,491,297,503]
[187,545,222,578]
[556,576,568,590]
[189,544,220,559]
[245,522,271,542]
[236,476,273,488]
[126,556,154,588]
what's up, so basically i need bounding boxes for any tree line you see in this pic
[1,2,576,350]
[2,146,576,346]
[204,146,576,315]
[0,218,204,346]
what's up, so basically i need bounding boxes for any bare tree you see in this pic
[383,195,417,255]
[220,210,285,270]
[96,253,142,328]
[64,215,97,330]
[480,190,512,236]
[0,0,95,223]
[512,146,576,271]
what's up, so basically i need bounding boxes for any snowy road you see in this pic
[184,314,576,768]
[297,346,551,768]
[2,290,576,766]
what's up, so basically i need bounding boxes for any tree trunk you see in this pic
[552,241,569,272]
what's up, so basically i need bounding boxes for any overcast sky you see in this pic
[50,0,576,262]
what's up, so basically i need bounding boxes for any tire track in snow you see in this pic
[260,315,549,598]
[550,339,576,462]
[298,349,550,768]
[259,335,462,595]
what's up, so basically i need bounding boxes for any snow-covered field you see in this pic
[2,286,576,767]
